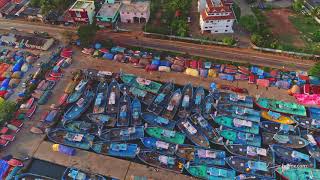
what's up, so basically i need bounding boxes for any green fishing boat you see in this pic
[185,163,236,180]
[120,73,162,94]
[218,129,261,147]
[256,98,306,116]
[214,116,260,134]
[276,167,320,180]
[120,73,137,84]
[145,127,186,144]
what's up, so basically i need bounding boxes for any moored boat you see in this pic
[220,93,253,108]
[192,86,205,114]
[261,111,295,124]
[218,128,261,147]
[47,128,94,150]
[120,84,155,105]
[224,144,272,162]
[202,94,216,120]
[214,116,260,134]
[120,72,136,84]
[162,89,182,120]
[184,163,236,180]
[90,141,139,158]
[117,93,131,127]
[131,97,142,126]
[276,167,320,180]
[14,173,54,180]
[106,79,120,115]
[294,116,320,132]
[141,112,176,130]
[177,83,193,119]
[93,81,108,114]
[141,137,178,155]
[147,82,174,114]
[87,113,117,127]
[61,167,106,180]
[260,121,300,135]
[145,127,185,144]
[256,98,307,116]
[262,132,309,149]
[304,134,320,162]
[176,144,225,166]
[129,76,162,94]
[101,126,144,142]
[64,121,98,134]
[137,150,185,174]
[217,104,260,122]
[177,119,210,148]
[226,156,275,179]
[67,79,88,104]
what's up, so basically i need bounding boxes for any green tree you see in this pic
[222,37,236,46]
[29,0,41,7]
[239,15,258,32]
[309,62,320,77]
[77,24,98,47]
[313,30,320,42]
[170,19,188,37]
[0,101,16,123]
[251,33,263,46]
[292,0,304,12]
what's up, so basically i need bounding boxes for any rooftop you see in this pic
[121,1,150,13]
[70,0,94,10]
[201,9,235,20]
[21,7,41,16]
[96,2,121,17]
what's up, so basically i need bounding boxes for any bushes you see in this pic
[0,101,16,124]
[222,37,236,46]
[309,62,320,77]
[232,3,241,20]
[239,15,258,32]
[78,24,98,47]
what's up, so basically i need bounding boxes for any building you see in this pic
[20,7,43,22]
[120,0,150,23]
[199,0,235,34]
[68,0,95,24]
[96,0,121,27]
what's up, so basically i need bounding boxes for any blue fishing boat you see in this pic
[220,93,254,108]
[214,116,260,134]
[260,121,301,135]
[217,104,260,122]
[61,167,106,180]
[137,150,185,174]
[101,126,144,142]
[87,113,117,127]
[189,113,224,145]
[185,163,236,180]
[117,93,131,127]
[131,97,142,126]
[224,144,272,162]
[141,112,176,130]
[120,84,155,105]
[294,116,320,132]
[162,89,182,120]
[192,86,205,114]
[309,107,320,119]
[91,141,139,158]
[262,132,309,149]
[47,128,94,150]
[202,94,216,120]
[67,79,88,104]
[147,82,174,115]
[93,81,108,114]
[64,121,98,134]
[177,83,193,119]
[218,128,262,147]
[226,156,275,180]
[270,145,315,167]
[176,144,225,166]
[177,118,210,148]
[304,134,320,162]
[63,89,95,123]
[141,137,178,155]
[106,79,120,115]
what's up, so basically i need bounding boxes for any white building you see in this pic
[199,0,235,34]
[120,0,150,23]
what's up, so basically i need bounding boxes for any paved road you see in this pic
[0,19,314,70]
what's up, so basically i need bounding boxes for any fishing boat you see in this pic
[117,93,131,127]
[220,93,254,108]
[14,173,55,180]
[162,89,182,120]
[147,82,174,115]
[120,84,155,105]
[226,156,275,180]
[260,121,300,135]
[120,72,136,84]
[93,81,108,114]
[293,116,320,132]
[256,98,307,116]
[309,107,320,119]
[101,126,144,142]
[105,79,120,114]
[218,128,261,147]
[261,111,295,124]
[129,76,162,94]
[276,167,320,180]
[189,113,224,145]
[61,167,106,180]
[217,104,260,122]
[47,128,94,150]
[177,119,210,148]
[141,112,176,130]
[63,89,95,123]
[137,150,185,174]
[214,116,260,134]
[262,132,309,149]
[131,97,142,126]
[192,86,205,114]
[56,93,68,108]
[64,121,98,134]
[145,127,186,144]
[87,113,117,127]
[67,79,88,104]
[90,141,139,158]
[224,144,273,162]
[304,134,320,162]
[141,137,178,155]
[184,163,236,180]
[270,145,315,167]
[177,83,193,119]
[176,144,225,166]
[202,94,216,120]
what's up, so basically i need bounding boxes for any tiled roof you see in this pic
[201,10,235,20]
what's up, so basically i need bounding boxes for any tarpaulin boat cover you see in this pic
[190,60,197,69]
[208,69,217,78]
[275,80,290,89]
[185,68,199,77]
[0,160,9,178]
[256,79,270,87]
[294,94,320,105]
[219,73,234,81]
[270,70,279,77]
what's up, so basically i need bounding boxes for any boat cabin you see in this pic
[156,141,170,149]
[197,149,218,159]
[207,168,228,177]
[247,146,267,157]
[65,133,84,142]
[110,143,128,151]
[162,129,176,138]
[120,127,136,136]
[233,118,253,127]
[182,121,197,135]
[155,117,169,125]
[291,151,310,161]
[159,155,175,165]
[245,161,268,172]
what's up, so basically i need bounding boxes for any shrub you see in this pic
[222,37,236,46]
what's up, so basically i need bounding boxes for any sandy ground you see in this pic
[265,9,305,48]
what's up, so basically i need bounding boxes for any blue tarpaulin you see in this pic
[0,160,9,178]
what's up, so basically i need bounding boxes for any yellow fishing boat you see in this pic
[261,111,295,124]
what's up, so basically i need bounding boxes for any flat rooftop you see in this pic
[121,1,150,13]
[70,0,94,10]
[97,2,121,17]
